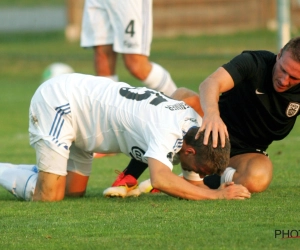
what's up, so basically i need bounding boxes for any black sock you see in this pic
[123,159,148,179]
[203,174,221,189]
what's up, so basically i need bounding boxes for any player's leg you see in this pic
[34,172,66,201]
[1,146,67,202]
[32,140,68,201]
[225,153,273,193]
[94,45,118,80]
[29,100,72,201]
[107,0,176,95]
[0,163,38,201]
[204,153,273,193]
[122,54,151,80]
[65,171,89,197]
[28,72,78,201]
[65,144,93,197]
[122,54,177,96]
[0,163,38,172]
[4,103,71,201]
[103,158,147,197]
[80,0,119,81]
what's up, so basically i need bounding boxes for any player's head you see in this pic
[180,127,230,178]
[281,36,300,62]
[273,36,300,93]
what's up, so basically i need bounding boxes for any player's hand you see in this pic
[219,181,234,189]
[217,183,251,200]
[195,112,228,148]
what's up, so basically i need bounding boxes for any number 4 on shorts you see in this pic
[125,20,135,37]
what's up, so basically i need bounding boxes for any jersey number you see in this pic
[125,20,135,37]
[119,87,168,106]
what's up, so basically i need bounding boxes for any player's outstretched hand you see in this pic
[195,112,228,148]
[217,182,251,200]
[219,181,235,189]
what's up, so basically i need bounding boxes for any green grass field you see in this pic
[1,30,300,249]
[0,0,63,7]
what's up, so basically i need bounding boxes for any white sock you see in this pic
[143,62,177,96]
[103,75,119,82]
[0,164,38,201]
[220,167,236,184]
[0,163,38,172]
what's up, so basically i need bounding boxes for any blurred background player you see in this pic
[80,0,177,95]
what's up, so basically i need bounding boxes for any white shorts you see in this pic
[33,140,93,176]
[29,87,93,176]
[29,90,74,160]
[80,0,153,56]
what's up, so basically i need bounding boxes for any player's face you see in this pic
[180,156,212,178]
[273,50,300,93]
[196,166,212,179]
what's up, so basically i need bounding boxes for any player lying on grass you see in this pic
[0,73,251,201]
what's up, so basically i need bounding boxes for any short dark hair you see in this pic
[184,127,230,175]
[281,36,300,62]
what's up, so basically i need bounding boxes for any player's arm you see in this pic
[148,158,250,200]
[197,67,234,147]
[184,178,209,188]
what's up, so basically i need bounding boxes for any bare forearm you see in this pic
[199,67,235,115]
[148,158,250,200]
[199,77,220,115]
[184,178,209,188]
[150,167,219,200]
[161,183,219,200]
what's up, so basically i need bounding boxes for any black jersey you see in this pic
[220,50,300,150]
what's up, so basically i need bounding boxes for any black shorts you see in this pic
[229,134,269,158]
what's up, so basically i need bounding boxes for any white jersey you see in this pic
[29,73,202,170]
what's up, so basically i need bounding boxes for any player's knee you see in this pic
[33,172,66,201]
[239,164,273,193]
[65,171,89,198]
[65,190,86,197]
[33,189,65,201]
[246,176,271,193]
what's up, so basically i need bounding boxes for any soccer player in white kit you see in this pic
[80,0,177,96]
[0,73,251,201]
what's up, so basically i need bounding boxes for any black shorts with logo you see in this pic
[229,134,269,158]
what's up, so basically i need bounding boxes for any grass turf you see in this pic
[1,30,300,249]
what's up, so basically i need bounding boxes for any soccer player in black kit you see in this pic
[198,36,300,193]
[105,36,300,197]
